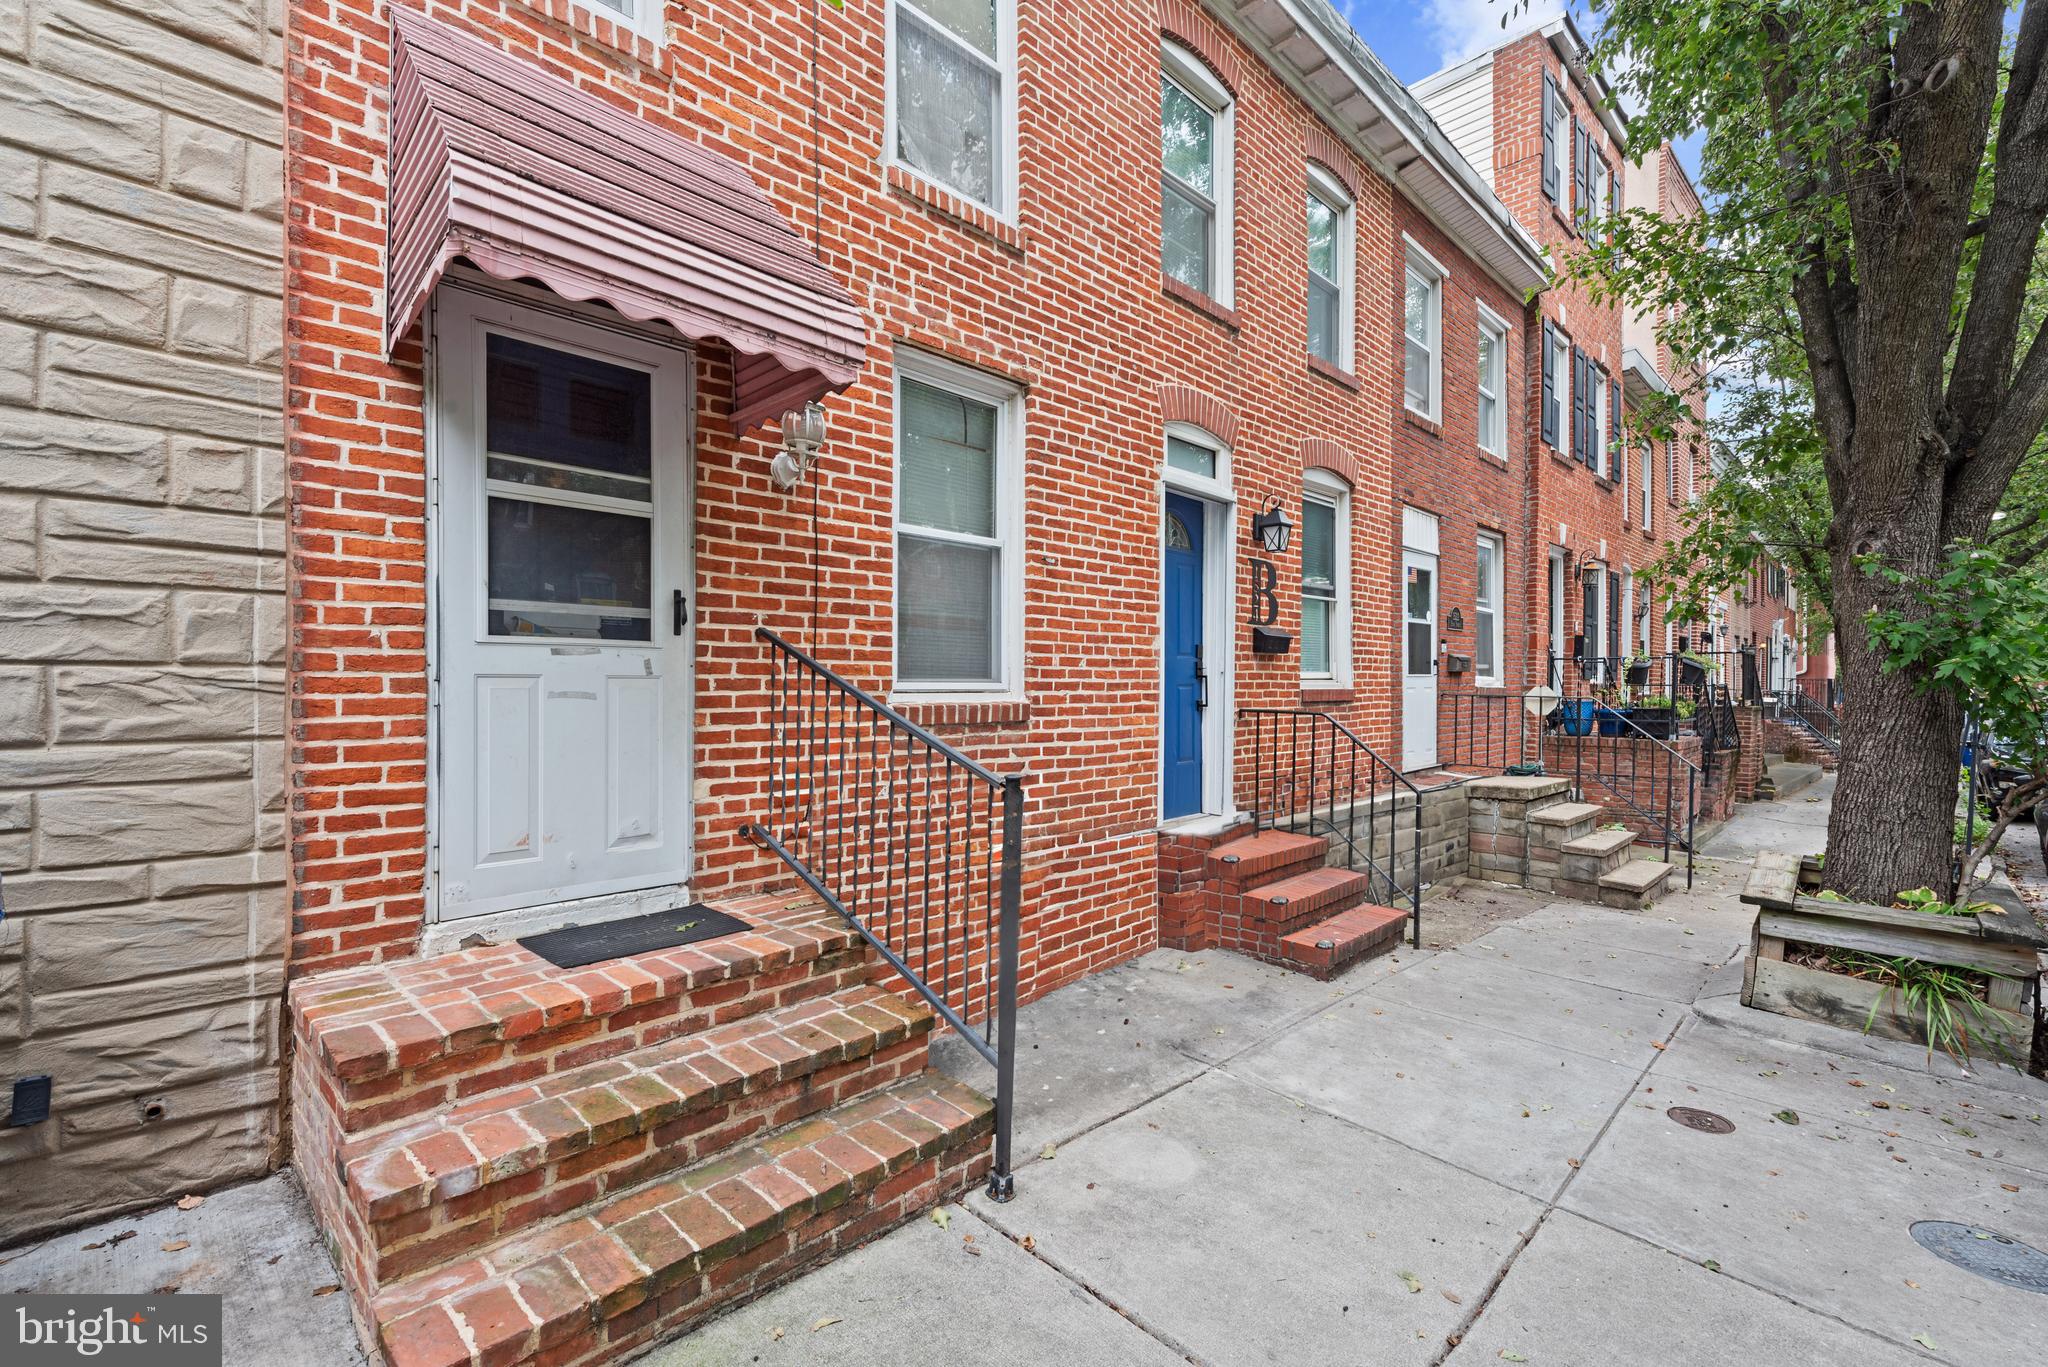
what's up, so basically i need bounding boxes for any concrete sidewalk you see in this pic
[14,783,2048,1366]
[665,851,2048,1367]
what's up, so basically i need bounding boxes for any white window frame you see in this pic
[1547,548,1566,686]
[577,0,665,43]
[1161,42,1234,306]
[884,0,1020,219]
[1305,164,1352,371]
[1588,156,1609,230]
[1300,468,1351,685]
[1476,303,1509,458]
[1546,327,1570,449]
[1640,442,1653,530]
[890,348,1025,700]
[1590,366,1609,473]
[1402,236,1446,422]
[1475,531,1504,688]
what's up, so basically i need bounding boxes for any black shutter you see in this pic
[1570,118,1585,228]
[1568,349,1582,461]
[1609,158,1621,224]
[1540,321,1557,447]
[1541,74,1560,204]
[1579,575,1597,665]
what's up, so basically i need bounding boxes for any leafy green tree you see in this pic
[1864,546,2048,896]
[1540,0,2048,900]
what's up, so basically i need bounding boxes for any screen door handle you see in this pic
[673,591,688,636]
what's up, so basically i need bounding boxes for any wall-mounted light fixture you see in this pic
[770,402,828,490]
[1250,496,1293,554]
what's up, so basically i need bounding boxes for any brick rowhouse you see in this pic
[282,0,1546,995]
[1418,19,1708,699]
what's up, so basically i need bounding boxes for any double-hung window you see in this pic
[1477,308,1508,457]
[894,354,1021,693]
[1475,533,1503,688]
[1305,166,1351,369]
[1403,242,1444,420]
[1161,45,1231,303]
[890,0,1012,213]
[1300,471,1350,683]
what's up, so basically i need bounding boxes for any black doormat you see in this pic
[517,904,749,969]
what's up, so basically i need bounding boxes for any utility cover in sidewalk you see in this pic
[1910,1222,2048,1294]
[1666,1106,1735,1134]
[519,904,749,968]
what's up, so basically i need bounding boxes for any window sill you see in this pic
[1162,275,1241,331]
[545,0,664,67]
[884,165,1026,255]
[1476,447,1509,469]
[1549,446,1584,469]
[891,697,1031,728]
[1402,411,1443,439]
[1301,685,1355,705]
[1307,356,1360,391]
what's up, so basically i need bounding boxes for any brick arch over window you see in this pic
[1159,384,1239,449]
[1303,127,1360,201]
[1158,0,1239,95]
[1300,438,1358,487]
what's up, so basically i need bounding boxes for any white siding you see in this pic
[1416,60,1496,190]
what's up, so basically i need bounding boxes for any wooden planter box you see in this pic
[1740,853,2045,1057]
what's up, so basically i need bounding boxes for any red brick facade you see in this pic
[281,0,1545,995]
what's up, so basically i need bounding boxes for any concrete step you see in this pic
[1560,826,1637,881]
[1278,904,1410,980]
[370,1074,994,1367]
[1206,829,1328,884]
[1766,761,1823,798]
[341,983,934,1284]
[1599,858,1675,909]
[1529,801,1603,833]
[290,896,866,1136]
[1240,866,1373,930]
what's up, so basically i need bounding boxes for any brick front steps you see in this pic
[288,894,992,1367]
[1158,824,1407,978]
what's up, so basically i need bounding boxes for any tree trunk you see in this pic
[1824,560,1963,902]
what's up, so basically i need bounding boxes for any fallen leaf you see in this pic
[1650,1041,1667,1051]
[811,1316,841,1333]
[82,1231,136,1252]
[1398,1270,1422,1294]
[177,1195,205,1211]
[1040,1142,1058,1160]
[1021,1235,1036,1252]
[312,1285,340,1297]
[771,1327,785,1341]
[931,1208,951,1230]
[1774,1110,1800,1126]
[1500,1353,1529,1363]
[1702,1259,1721,1273]
[152,1284,179,1295]
[1904,1280,1919,1289]
[963,1244,982,1256]
[1566,1158,1581,1169]
[161,1240,190,1253]
[1441,1289,1462,1305]
[1847,1080,1867,1088]
[2002,1184,2021,1193]
[1913,1334,1938,1350]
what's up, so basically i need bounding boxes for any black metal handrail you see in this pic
[1438,691,1534,773]
[739,627,1022,1201]
[1550,704,1700,887]
[1240,709,1423,947]
[1778,677,1841,752]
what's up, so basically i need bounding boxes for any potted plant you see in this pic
[1629,693,1678,739]
[1594,702,1630,736]
[1625,655,1652,690]
[1678,652,1710,689]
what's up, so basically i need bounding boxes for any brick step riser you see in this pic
[1209,849,1329,894]
[306,947,872,1139]
[371,1083,995,1367]
[1278,923,1406,980]
[1213,895,1374,962]
[356,1033,931,1286]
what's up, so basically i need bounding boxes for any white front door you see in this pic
[1401,548,1439,770]
[431,292,694,921]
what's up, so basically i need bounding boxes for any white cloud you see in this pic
[1424,0,1564,70]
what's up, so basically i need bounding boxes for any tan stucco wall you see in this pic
[0,0,286,1241]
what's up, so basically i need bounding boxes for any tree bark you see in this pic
[1824,554,1964,901]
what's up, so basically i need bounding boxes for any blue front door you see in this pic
[1162,492,1205,819]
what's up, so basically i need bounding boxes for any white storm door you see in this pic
[433,295,693,921]
[1401,549,1439,771]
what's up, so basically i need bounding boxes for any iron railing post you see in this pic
[986,775,1023,1202]
[1410,782,1423,947]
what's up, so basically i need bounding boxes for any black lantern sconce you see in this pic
[1251,496,1293,554]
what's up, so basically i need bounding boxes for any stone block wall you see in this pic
[1467,776,1572,886]
[0,0,286,1240]
[1299,784,1470,898]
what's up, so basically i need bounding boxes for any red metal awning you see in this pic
[385,8,866,431]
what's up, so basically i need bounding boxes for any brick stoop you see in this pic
[288,894,993,1367]
[1278,903,1410,980]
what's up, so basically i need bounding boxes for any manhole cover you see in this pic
[1666,1106,1735,1134]
[1911,1222,2048,1294]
